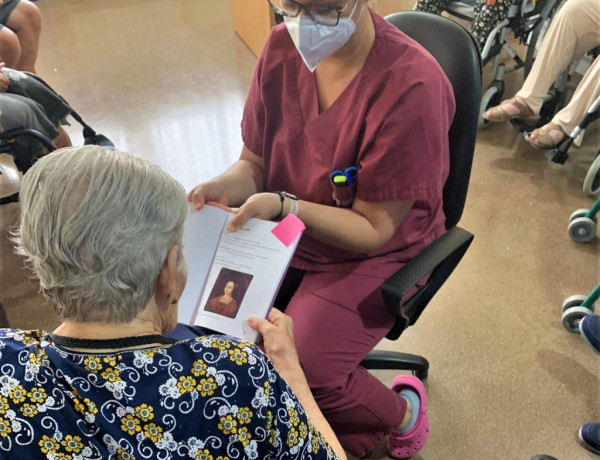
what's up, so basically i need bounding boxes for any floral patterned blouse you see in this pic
[0,329,339,460]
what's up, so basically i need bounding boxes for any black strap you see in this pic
[49,334,177,350]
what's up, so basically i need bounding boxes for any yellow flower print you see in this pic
[195,449,213,460]
[135,404,154,422]
[84,356,102,373]
[299,422,308,439]
[116,447,136,460]
[177,376,197,394]
[0,396,8,415]
[197,377,217,397]
[20,403,37,418]
[264,381,270,397]
[21,332,39,346]
[54,454,73,460]
[288,407,300,426]
[236,407,252,425]
[61,435,83,453]
[103,356,118,367]
[191,359,207,377]
[142,348,158,358]
[311,436,320,454]
[101,367,121,382]
[211,338,230,350]
[143,423,163,443]
[28,387,47,404]
[84,398,98,415]
[39,434,59,454]
[218,415,237,435]
[265,411,273,430]
[237,427,251,447]
[9,385,26,403]
[73,398,85,414]
[287,427,299,448]
[28,348,48,365]
[269,428,277,446]
[0,417,11,437]
[228,348,247,365]
[121,414,141,435]
[215,457,230,460]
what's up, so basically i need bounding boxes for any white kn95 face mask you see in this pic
[284,0,363,72]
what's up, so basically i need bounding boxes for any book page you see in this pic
[192,214,301,342]
[177,205,228,324]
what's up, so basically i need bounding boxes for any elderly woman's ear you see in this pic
[155,245,181,308]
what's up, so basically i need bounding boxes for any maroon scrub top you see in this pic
[242,10,455,279]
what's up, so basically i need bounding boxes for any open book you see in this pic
[178,204,304,343]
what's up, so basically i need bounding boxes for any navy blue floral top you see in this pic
[0,329,338,460]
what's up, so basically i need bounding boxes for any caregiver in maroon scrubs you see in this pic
[188,1,454,457]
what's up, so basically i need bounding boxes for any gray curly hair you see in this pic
[12,145,188,323]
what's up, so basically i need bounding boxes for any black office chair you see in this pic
[360,12,482,379]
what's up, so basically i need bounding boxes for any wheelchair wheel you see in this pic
[478,82,504,129]
[583,151,600,196]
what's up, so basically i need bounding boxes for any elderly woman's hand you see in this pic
[0,63,9,93]
[227,192,282,232]
[247,309,302,379]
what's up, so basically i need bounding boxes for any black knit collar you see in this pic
[49,333,177,350]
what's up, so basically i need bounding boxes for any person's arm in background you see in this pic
[248,309,347,460]
[187,145,265,210]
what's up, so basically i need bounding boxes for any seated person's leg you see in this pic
[414,0,448,16]
[4,0,41,72]
[2,68,72,149]
[0,26,21,69]
[485,0,600,123]
[469,0,510,51]
[0,93,67,171]
[283,270,427,458]
[527,55,600,148]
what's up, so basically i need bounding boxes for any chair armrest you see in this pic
[382,226,474,335]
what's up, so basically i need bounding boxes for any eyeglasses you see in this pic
[267,0,352,26]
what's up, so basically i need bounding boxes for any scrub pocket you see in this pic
[331,182,356,208]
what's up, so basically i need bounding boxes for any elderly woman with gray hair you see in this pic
[1,145,345,460]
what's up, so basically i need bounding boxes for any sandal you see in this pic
[484,96,539,124]
[525,122,567,149]
[387,375,429,459]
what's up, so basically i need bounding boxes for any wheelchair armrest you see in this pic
[382,226,474,323]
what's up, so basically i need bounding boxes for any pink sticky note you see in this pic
[271,215,306,247]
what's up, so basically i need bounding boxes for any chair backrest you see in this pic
[385,12,482,230]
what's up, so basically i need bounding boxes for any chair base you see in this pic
[361,350,429,380]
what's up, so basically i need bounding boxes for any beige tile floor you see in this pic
[0,1,599,459]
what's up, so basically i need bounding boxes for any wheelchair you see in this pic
[0,72,113,206]
[438,0,564,128]
[509,54,600,196]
